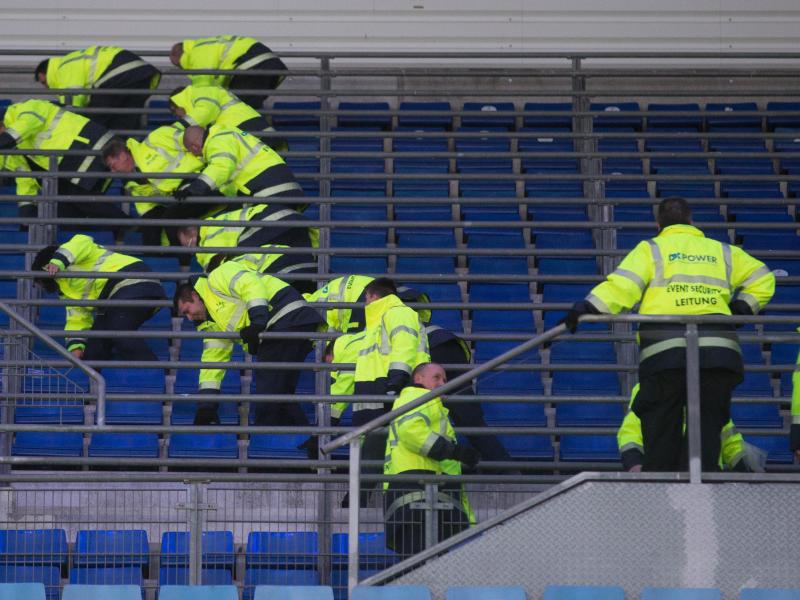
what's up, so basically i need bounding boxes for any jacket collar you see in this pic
[365,293,404,328]
[658,224,704,238]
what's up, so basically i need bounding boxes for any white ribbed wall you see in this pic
[0,1,799,54]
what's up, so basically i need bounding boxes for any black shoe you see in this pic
[193,405,220,425]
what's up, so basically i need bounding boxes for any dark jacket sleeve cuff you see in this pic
[790,423,800,451]
[621,448,644,471]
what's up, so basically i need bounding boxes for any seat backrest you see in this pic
[159,585,239,600]
[641,587,721,600]
[254,585,335,600]
[352,586,432,600]
[0,583,46,600]
[544,585,625,600]
[740,590,800,600]
[61,584,141,600]
[446,585,527,599]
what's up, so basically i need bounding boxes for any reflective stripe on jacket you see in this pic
[180,36,269,87]
[171,84,262,129]
[586,224,775,374]
[0,154,39,197]
[46,46,124,107]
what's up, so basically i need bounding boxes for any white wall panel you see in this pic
[0,1,798,55]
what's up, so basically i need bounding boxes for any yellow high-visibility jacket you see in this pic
[328,332,366,420]
[125,123,204,216]
[179,36,276,87]
[0,153,39,200]
[194,125,301,197]
[193,261,321,390]
[170,85,263,129]
[617,383,747,470]
[383,384,475,524]
[3,100,92,170]
[586,224,775,374]
[353,294,429,398]
[790,343,800,452]
[45,46,128,107]
[47,234,147,351]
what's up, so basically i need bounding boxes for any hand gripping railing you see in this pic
[0,300,107,425]
[320,313,793,592]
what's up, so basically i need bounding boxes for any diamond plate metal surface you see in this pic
[388,481,798,599]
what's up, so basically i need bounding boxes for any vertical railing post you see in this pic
[423,483,439,550]
[318,56,332,278]
[347,439,361,594]
[685,323,703,483]
[187,482,205,586]
[316,342,333,586]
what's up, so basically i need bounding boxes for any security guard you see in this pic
[31,234,166,362]
[304,275,430,334]
[0,99,128,223]
[168,85,284,150]
[173,261,323,426]
[0,152,39,221]
[178,125,304,210]
[617,384,755,472]
[564,197,775,471]
[169,35,287,109]
[323,332,365,425]
[383,362,478,555]
[175,202,317,293]
[353,277,430,482]
[35,46,161,130]
[791,348,800,461]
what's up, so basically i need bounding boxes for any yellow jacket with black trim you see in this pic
[190,125,301,198]
[179,36,272,87]
[45,46,124,107]
[170,85,262,129]
[3,99,91,170]
[46,234,143,351]
[383,384,475,524]
[353,294,430,398]
[586,224,774,375]
[617,383,746,470]
[328,332,366,420]
[0,153,39,199]
[790,342,800,451]
[193,261,322,390]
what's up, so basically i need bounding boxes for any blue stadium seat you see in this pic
[159,569,233,586]
[171,401,239,426]
[519,133,577,174]
[705,102,760,130]
[464,229,524,248]
[748,436,794,464]
[766,102,800,130]
[393,181,450,198]
[160,531,234,570]
[14,396,84,425]
[560,435,620,461]
[249,434,309,460]
[351,586,432,600]
[544,585,625,600]
[403,282,462,332]
[470,283,534,333]
[461,102,515,129]
[647,103,702,131]
[455,128,512,173]
[168,434,238,459]
[0,583,46,600]
[523,102,572,130]
[331,532,399,571]
[498,435,554,460]
[591,102,641,131]
[68,567,143,588]
[525,180,583,199]
[273,102,321,129]
[0,568,59,600]
[12,432,83,457]
[145,98,172,127]
[337,102,391,130]
[247,532,317,568]
[474,342,544,398]
[398,101,452,129]
[730,403,782,428]
[528,205,588,221]
[254,586,335,600]
[63,583,141,600]
[538,258,598,275]
[740,589,800,600]
[641,588,721,600]
[394,203,451,221]
[535,231,594,249]
[159,586,238,600]
[550,341,616,364]
[246,570,321,600]
[0,529,68,567]
[445,586,527,600]
[469,256,528,275]
[73,530,148,568]
[603,158,643,175]
[605,181,650,200]
[57,230,114,246]
[88,433,159,458]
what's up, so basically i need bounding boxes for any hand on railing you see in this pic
[558,300,599,334]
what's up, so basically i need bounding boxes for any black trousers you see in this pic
[89,50,160,131]
[81,305,159,363]
[431,340,511,463]
[633,367,740,472]
[352,407,389,479]
[252,323,316,426]
[384,482,470,556]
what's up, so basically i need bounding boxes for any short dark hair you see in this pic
[173,281,197,312]
[31,245,58,294]
[101,137,129,162]
[364,277,397,299]
[657,196,692,229]
[34,59,49,81]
